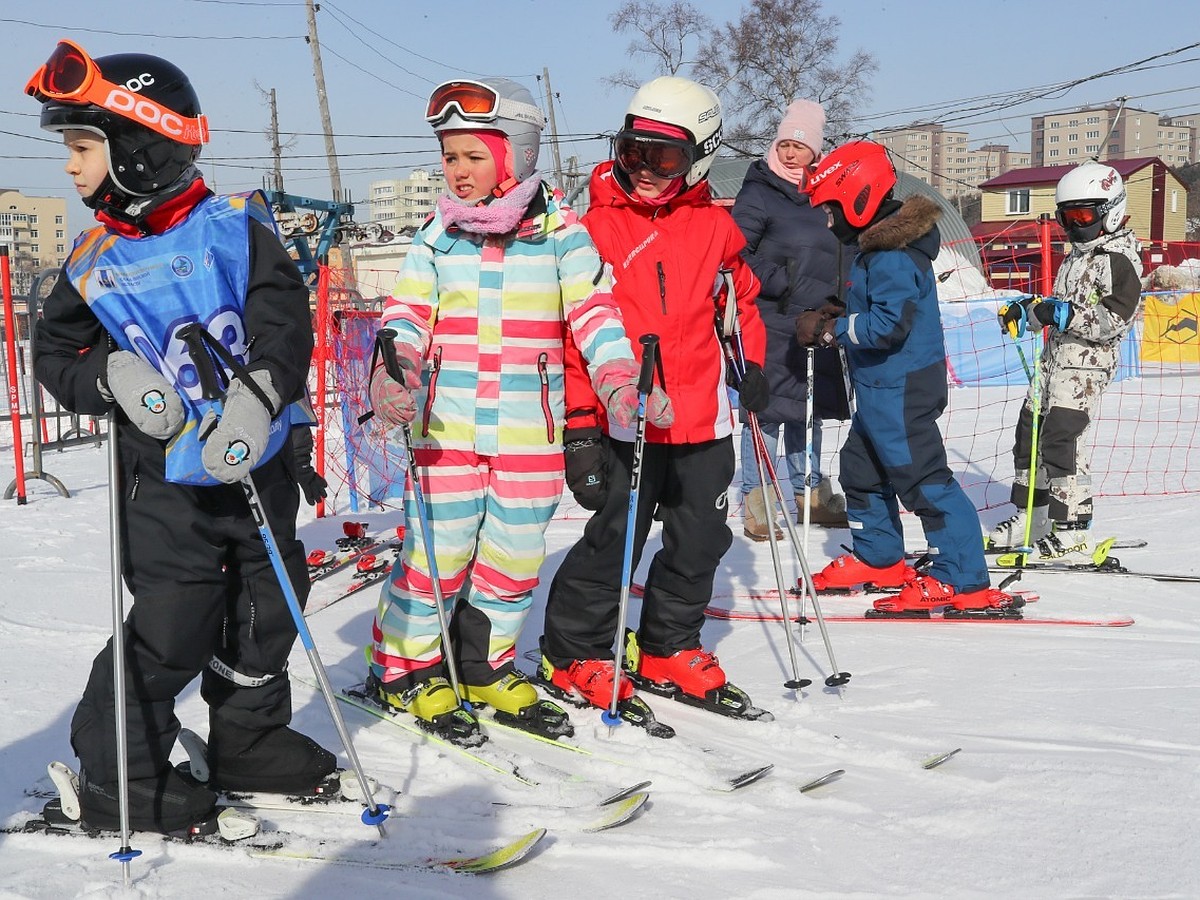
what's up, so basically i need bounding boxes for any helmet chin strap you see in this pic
[91,165,201,229]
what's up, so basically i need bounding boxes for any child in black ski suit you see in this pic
[28,41,334,833]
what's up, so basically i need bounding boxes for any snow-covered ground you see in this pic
[1,431,1198,899]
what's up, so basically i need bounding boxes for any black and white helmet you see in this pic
[39,53,204,197]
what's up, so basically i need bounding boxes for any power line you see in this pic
[0,16,302,40]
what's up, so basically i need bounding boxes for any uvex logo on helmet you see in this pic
[808,159,844,189]
[103,87,187,137]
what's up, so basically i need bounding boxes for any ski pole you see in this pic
[177,323,389,835]
[370,328,467,708]
[799,347,817,629]
[746,412,809,693]
[714,278,849,688]
[104,404,141,882]
[603,334,660,729]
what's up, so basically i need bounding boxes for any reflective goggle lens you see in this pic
[614,133,693,179]
[1058,204,1101,227]
[426,81,500,123]
[43,42,91,96]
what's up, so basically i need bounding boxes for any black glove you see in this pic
[288,425,328,506]
[795,310,838,348]
[564,425,607,511]
[737,362,770,413]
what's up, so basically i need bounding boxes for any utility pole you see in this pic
[304,0,342,201]
[269,88,284,193]
[541,67,564,191]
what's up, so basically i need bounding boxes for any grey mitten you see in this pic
[199,370,280,483]
[100,350,185,440]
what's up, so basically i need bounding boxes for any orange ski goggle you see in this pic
[26,39,209,145]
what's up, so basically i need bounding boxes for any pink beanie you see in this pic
[774,99,825,157]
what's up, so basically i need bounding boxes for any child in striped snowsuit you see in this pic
[366,77,671,742]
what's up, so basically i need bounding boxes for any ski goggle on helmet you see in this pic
[425,79,543,129]
[613,131,695,180]
[25,39,209,145]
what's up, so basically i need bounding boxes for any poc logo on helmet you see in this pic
[103,87,185,137]
[124,73,156,92]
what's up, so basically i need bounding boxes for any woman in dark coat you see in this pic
[732,99,849,539]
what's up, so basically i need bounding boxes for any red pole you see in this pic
[1038,213,1054,297]
[1,247,28,504]
[313,261,330,518]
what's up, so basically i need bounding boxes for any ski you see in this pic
[922,748,962,769]
[305,550,399,616]
[977,536,1146,554]
[327,680,542,787]
[799,769,845,793]
[249,827,546,874]
[307,523,404,584]
[6,798,277,849]
[990,555,1200,583]
[704,605,1134,627]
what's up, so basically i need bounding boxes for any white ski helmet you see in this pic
[623,76,722,187]
[426,77,544,182]
[1054,161,1127,243]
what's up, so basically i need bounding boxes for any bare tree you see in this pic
[605,1,713,91]
[692,0,876,154]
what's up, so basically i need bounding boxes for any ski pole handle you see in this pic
[176,322,224,403]
[637,334,660,394]
[376,328,406,385]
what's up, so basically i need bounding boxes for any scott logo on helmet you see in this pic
[103,87,186,137]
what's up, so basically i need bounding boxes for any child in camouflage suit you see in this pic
[991,161,1143,559]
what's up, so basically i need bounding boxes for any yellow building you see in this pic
[977,157,1187,245]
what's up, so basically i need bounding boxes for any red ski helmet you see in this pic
[805,140,897,229]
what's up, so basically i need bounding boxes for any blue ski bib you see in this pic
[66,192,300,485]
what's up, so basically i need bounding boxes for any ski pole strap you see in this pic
[719,268,738,339]
[176,322,228,403]
[175,322,275,411]
[637,334,660,394]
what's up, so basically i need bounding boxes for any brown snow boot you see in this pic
[798,478,849,529]
[743,487,783,541]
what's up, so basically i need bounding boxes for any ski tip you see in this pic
[922,747,962,770]
[440,827,547,873]
[799,768,845,793]
[581,792,649,833]
[599,781,653,806]
[724,763,774,791]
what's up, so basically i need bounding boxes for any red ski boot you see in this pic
[537,655,634,710]
[812,553,914,592]
[629,635,774,722]
[873,576,1020,616]
[535,649,675,737]
[638,647,727,699]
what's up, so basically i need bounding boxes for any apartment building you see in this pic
[873,124,1029,199]
[0,189,69,294]
[368,168,438,234]
[1031,106,1194,167]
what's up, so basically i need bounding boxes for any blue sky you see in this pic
[2,0,1196,235]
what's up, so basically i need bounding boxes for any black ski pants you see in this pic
[543,436,735,665]
[71,431,308,785]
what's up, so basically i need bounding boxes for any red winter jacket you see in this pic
[564,161,764,444]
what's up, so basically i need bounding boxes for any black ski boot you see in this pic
[79,766,217,834]
[207,719,337,794]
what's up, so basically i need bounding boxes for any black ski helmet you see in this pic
[38,52,204,197]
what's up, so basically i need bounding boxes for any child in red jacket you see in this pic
[539,77,770,722]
